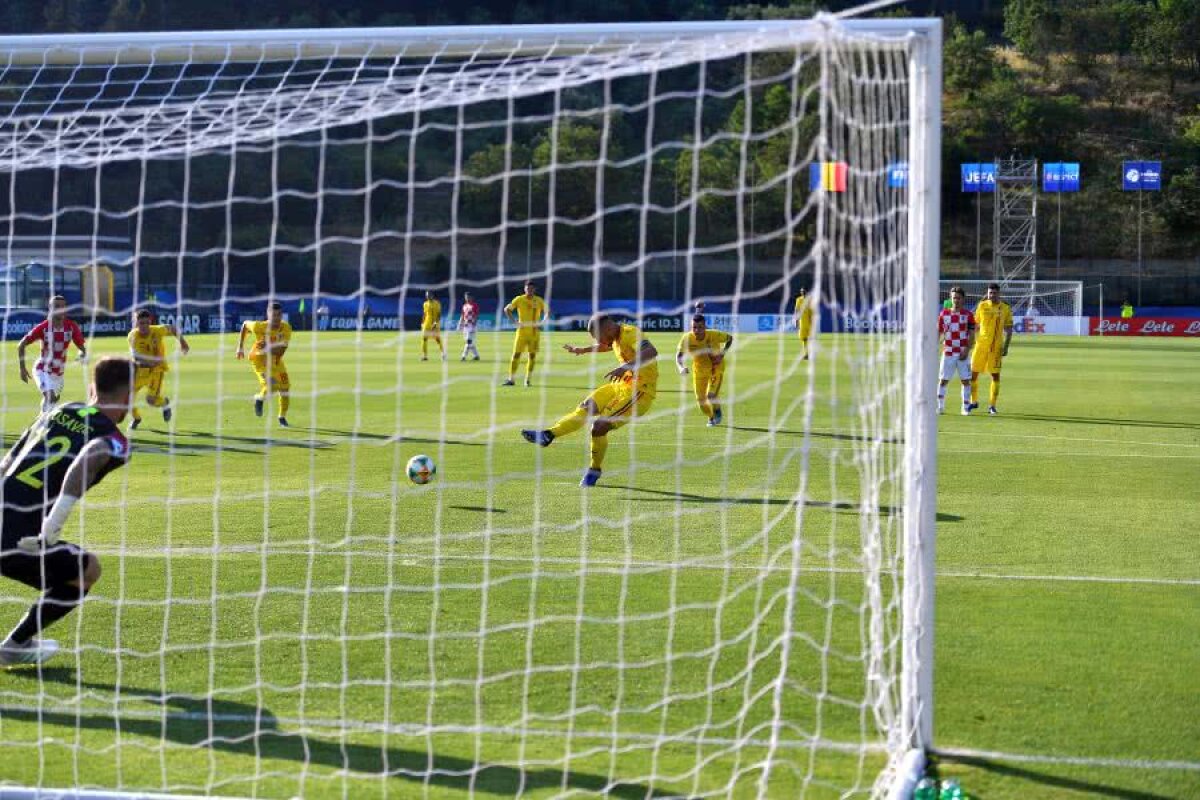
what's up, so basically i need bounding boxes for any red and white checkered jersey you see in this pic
[460,301,479,327]
[22,319,85,376]
[938,308,975,357]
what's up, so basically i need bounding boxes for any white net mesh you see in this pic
[0,19,934,799]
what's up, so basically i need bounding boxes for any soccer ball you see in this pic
[406,454,437,485]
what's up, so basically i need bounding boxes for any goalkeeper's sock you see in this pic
[989,380,999,407]
[6,582,91,646]
[421,339,429,359]
[970,379,979,405]
[508,355,521,381]
[549,406,587,439]
[525,354,536,383]
[589,433,609,470]
[278,393,290,417]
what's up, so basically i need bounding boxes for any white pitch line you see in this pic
[933,745,1200,773]
[87,549,1200,586]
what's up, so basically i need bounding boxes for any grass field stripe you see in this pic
[933,746,1200,772]
[0,702,887,753]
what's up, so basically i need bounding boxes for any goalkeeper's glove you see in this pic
[17,493,78,554]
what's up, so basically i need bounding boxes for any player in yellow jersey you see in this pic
[236,301,293,427]
[127,309,190,430]
[521,314,658,487]
[794,288,814,360]
[503,281,548,386]
[420,291,445,361]
[676,315,733,426]
[968,283,1013,416]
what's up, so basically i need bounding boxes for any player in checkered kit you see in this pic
[458,292,481,361]
[937,286,976,415]
[17,296,88,414]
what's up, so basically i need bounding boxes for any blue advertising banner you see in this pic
[887,161,908,188]
[960,163,996,193]
[1123,161,1163,191]
[1043,162,1081,193]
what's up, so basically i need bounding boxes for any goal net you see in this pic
[940,280,1085,335]
[0,17,940,799]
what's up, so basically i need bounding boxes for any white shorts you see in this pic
[461,325,476,339]
[35,368,65,395]
[939,354,971,382]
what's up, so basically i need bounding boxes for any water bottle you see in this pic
[913,777,938,800]
[939,778,964,800]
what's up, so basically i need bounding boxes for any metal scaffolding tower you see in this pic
[993,158,1038,283]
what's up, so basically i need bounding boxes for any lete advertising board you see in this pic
[1090,317,1200,337]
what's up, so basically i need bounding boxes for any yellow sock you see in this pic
[970,379,979,405]
[421,338,429,358]
[437,336,444,355]
[278,393,290,417]
[508,355,520,380]
[589,433,608,470]
[549,406,587,438]
[989,380,999,407]
[131,405,142,421]
[525,354,536,381]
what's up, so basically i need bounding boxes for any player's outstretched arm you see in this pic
[16,339,30,383]
[563,342,609,356]
[18,439,117,552]
[166,324,190,356]
[235,322,250,359]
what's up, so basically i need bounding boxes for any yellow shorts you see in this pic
[693,363,725,399]
[133,367,166,401]
[421,326,441,338]
[250,354,291,392]
[512,328,540,354]
[588,378,656,432]
[970,346,1002,375]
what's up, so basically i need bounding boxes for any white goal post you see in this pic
[0,15,941,800]
[940,280,1085,336]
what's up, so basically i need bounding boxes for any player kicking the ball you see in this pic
[937,286,975,415]
[520,314,658,487]
[0,357,134,667]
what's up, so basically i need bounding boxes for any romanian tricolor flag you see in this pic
[808,161,848,192]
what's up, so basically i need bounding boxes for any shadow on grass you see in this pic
[935,751,1180,800]
[448,505,507,514]
[1001,413,1200,431]
[3,668,670,798]
[603,485,963,523]
[731,425,905,445]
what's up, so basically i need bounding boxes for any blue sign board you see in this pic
[1122,160,1162,191]
[960,163,996,193]
[1043,162,1080,193]
[886,161,908,188]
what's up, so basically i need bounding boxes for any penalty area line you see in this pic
[933,745,1200,773]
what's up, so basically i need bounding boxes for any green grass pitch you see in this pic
[0,331,1195,799]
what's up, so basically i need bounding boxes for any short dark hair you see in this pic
[692,314,706,325]
[798,288,807,295]
[587,314,614,337]
[987,283,1000,292]
[268,301,283,311]
[93,357,134,396]
[949,286,964,297]
[135,309,153,321]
